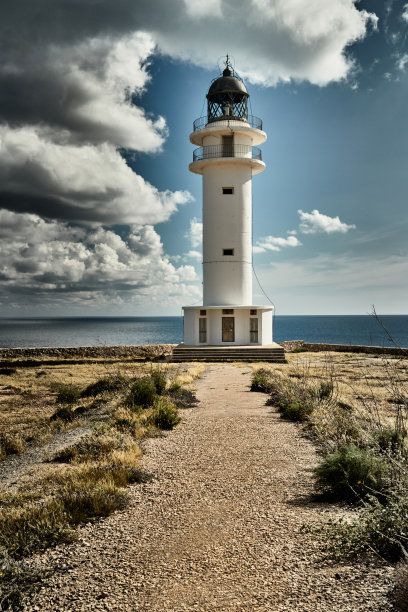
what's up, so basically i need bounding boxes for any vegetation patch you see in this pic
[125,376,157,409]
[148,397,181,430]
[253,347,408,567]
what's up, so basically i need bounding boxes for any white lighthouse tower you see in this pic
[179,59,281,358]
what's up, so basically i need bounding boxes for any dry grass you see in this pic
[0,360,202,459]
[0,357,200,568]
[253,351,408,434]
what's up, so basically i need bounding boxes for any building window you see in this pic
[199,317,207,343]
[223,248,234,256]
[222,187,234,195]
[222,309,234,315]
[250,309,257,315]
[200,309,206,316]
[250,317,258,343]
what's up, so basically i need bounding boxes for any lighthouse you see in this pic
[181,59,276,352]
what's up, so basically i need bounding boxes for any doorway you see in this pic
[222,317,235,342]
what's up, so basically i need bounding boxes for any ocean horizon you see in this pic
[0,315,407,349]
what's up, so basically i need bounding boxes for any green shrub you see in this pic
[81,375,128,398]
[250,368,274,392]
[54,384,81,404]
[292,346,308,353]
[167,381,182,393]
[150,370,167,395]
[149,397,181,430]
[318,381,334,400]
[314,443,390,501]
[323,491,408,563]
[125,377,157,408]
[371,428,406,455]
[264,375,316,422]
[280,400,315,422]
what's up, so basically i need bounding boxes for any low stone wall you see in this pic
[280,340,407,357]
[0,344,176,361]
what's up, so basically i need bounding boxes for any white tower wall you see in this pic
[203,162,252,305]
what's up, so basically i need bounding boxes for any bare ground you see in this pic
[25,364,394,611]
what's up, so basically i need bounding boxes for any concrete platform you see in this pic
[172,343,286,363]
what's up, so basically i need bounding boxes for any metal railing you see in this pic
[192,144,262,162]
[193,114,263,132]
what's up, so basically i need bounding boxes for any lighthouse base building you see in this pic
[175,61,285,361]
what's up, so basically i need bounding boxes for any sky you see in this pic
[0,0,407,316]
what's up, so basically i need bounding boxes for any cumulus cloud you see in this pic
[254,235,301,252]
[186,218,203,248]
[0,126,191,225]
[0,210,197,307]
[298,209,356,234]
[402,4,408,22]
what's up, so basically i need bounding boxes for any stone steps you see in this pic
[172,346,286,363]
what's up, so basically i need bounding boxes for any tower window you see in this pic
[222,187,234,195]
[250,309,257,316]
[222,309,234,314]
[200,309,207,316]
[223,248,234,256]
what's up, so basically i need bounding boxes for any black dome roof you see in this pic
[207,67,248,97]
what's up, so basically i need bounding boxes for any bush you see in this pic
[150,370,167,395]
[125,377,157,408]
[81,375,128,398]
[281,400,314,422]
[292,346,308,353]
[250,368,274,393]
[370,428,406,455]
[314,443,390,501]
[149,397,180,430]
[54,384,81,404]
[318,381,334,400]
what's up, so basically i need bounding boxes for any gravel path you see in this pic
[26,365,394,611]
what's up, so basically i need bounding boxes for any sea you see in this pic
[0,315,407,349]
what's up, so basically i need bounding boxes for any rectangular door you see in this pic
[222,317,235,342]
[222,135,233,157]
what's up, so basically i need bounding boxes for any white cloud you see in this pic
[298,209,356,234]
[186,218,203,248]
[153,0,378,86]
[255,235,302,252]
[0,126,191,225]
[402,4,408,22]
[397,53,408,71]
[186,250,202,260]
[0,211,198,306]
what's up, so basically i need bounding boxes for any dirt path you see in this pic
[27,365,394,611]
